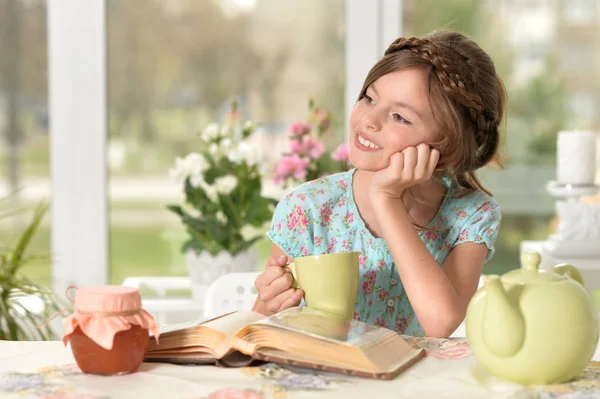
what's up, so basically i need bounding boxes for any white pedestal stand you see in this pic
[521,181,600,293]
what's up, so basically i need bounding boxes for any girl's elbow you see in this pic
[421,312,464,338]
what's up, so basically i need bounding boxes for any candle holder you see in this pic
[544,181,600,257]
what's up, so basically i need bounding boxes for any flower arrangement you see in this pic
[273,99,350,188]
[168,101,276,257]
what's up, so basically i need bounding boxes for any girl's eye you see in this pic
[393,113,410,124]
[362,94,375,105]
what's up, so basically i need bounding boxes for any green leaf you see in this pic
[167,204,184,217]
[8,202,48,277]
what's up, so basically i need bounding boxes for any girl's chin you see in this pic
[348,158,386,172]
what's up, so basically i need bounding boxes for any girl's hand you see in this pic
[252,255,304,315]
[370,143,439,200]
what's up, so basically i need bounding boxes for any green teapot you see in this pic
[466,251,599,385]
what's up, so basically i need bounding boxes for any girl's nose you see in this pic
[363,109,382,132]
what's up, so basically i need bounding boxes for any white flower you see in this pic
[168,157,188,185]
[220,125,230,138]
[220,138,232,151]
[227,141,261,166]
[201,123,221,142]
[215,175,238,195]
[186,153,209,177]
[169,153,208,185]
[209,143,219,155]
[216,211,227,224]
[200,182,218,202]
[189,175,204,189]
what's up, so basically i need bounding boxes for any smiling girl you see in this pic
[253,29,505,338]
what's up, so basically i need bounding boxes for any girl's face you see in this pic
[349,68,439,172]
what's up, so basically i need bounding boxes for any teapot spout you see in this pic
[482,275,525,358]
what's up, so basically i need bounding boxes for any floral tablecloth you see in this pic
[0,338,599,399]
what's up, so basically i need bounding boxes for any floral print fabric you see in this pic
[267,169,501,336]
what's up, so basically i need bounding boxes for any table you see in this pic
[1,338,599,399]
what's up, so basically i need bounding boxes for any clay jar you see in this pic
[62,286,159,375]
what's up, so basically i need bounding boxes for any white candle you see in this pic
[556,130,597,186]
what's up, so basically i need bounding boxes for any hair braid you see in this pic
[358,29,506,195]
[385,35,501,169]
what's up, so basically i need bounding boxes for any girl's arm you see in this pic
[372,195,486,337]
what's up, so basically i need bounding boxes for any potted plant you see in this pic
[168,100,276,302]
[0,201,63,340]
[273,98,350,188]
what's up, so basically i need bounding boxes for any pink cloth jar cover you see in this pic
[63,285,159,350]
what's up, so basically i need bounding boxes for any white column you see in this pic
[345,0,403,133]
[48,0,108,293]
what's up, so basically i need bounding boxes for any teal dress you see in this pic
[267,169,501,336]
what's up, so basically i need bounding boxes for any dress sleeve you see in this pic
[453,199,501,263]
[266,190,316,259]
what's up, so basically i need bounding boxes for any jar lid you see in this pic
[75,285,141,314]
[63,285,159,350]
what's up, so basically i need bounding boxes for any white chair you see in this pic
[203,272,261,319]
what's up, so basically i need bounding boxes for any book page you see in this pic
[156,319,204,335]
[251,307,386,348]
[202,310,265,339]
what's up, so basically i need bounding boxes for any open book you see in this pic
[144,307,425,380]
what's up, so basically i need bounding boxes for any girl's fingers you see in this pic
[414,144,431,180]
[278,289,304,312]
[428,149,440,176]
[265,288,296,313]
[402,147,418,175]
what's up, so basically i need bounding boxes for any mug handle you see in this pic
[283,262,299,289]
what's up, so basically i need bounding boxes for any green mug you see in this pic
[285,251,360,320]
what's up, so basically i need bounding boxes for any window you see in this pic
[403,0,600,274]
[106,0,345,284]
[0,0,50,287]
[563,0,598,25]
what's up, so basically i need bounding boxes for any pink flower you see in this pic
[209,388,264,399]
[396,317,408,333]
[331,143,350,162]
[375,317,388,328]
[320,206,333,226]
[315,109,330,131]
[289,135,325,160]
[456,210,467,219]
[345,212,354,224]
[290,139,303,154]
[362,279,374,295]
[301,135,325,159]
[378,289,389,301]
[289,121,311,137]
[273,154,310,184]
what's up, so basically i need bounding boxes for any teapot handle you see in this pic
[552,263,585,287]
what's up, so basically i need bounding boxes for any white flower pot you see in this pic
[185,248,258,304]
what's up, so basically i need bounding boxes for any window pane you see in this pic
[403,0,600,274]
[0,0,50,288]
[107,0,345,285]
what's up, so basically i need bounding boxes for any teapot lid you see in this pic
[502,252,564,284]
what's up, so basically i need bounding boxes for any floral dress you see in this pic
[267,169,501,336]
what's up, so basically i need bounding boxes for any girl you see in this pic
[252,29,505,338]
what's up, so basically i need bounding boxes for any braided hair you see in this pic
[357,30,506,195]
